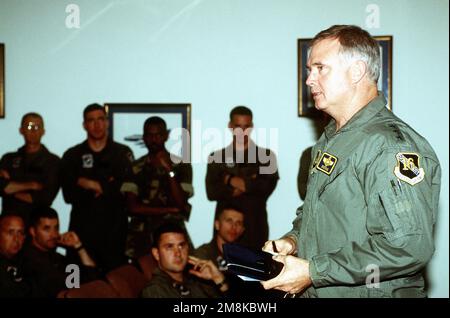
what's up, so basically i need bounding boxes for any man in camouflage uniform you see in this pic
[121,116,193,260]
[262,25,441,298]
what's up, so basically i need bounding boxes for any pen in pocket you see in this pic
[396,179,403,193]
[390,180,398,196]
[390,179,403,196]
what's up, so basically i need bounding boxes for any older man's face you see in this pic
[0,216,25,259]
[306,38,353,114]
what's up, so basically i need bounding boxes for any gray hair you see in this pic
[311,25,380,83]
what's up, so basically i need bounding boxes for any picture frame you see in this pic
[105,103,191,161]
[298,36,393,117]
[0,43,4,118]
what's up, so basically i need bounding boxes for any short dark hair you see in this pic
[21,112,44,128]
[229,106,253,121]
[30,206,59,228]
[143,116,167,133]
[83,103,106,120]
[215,203,244,220]
[0,212,24,229]
[310,25,380,82]
[152,222,187,248]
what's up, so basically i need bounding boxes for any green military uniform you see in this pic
[141,268,220,298]
[193,240,274,297]
[206,143,279,249]
[121,154,193,259]
[287,94,441,298]
[0,255,39,297]
[61,139,134,272]
[0,145,60,226]
[193,240,227,271]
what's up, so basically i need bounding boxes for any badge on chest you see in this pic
[316,152,338,175]
[82,154,94,168]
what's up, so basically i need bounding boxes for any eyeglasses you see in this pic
[23,122,42,131]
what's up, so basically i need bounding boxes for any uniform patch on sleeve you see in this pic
[316,152,338,175]
[394,152,425,185]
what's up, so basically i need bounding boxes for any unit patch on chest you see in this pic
[316,152,338,175]
[82,154,94,168]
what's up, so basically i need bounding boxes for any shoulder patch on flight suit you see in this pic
[394,152,425,185]
[316,152,338,175]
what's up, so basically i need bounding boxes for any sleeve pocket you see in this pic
[378,187,422,241]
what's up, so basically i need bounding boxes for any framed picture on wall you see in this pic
[105,103,191,161]
[297,36,393,117]
[0,43,4,118]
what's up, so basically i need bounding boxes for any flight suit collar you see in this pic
[225,140,257,154]
[324,93,387,139]
[153,267,194,287]
[17,144,50,157]
[82,138,113,153]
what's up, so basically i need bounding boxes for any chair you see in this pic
[56,289,69,298]
[60,280,119,298]
[106,265,149,298]
[137,254,157,281]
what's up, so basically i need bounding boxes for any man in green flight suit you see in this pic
[262,25,441,298]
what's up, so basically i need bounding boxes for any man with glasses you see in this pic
[0,113,60,226]
[61,104,134,272]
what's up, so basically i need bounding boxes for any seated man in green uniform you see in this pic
[141,222,228,298]
[0,213,37,297]
[194,205,283,297]
[262,25,441,298]
[22,207,99,298]
[193,204,245,271]
[0,113,60,226]
[193,204,253,297]
[121,116,194,260]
